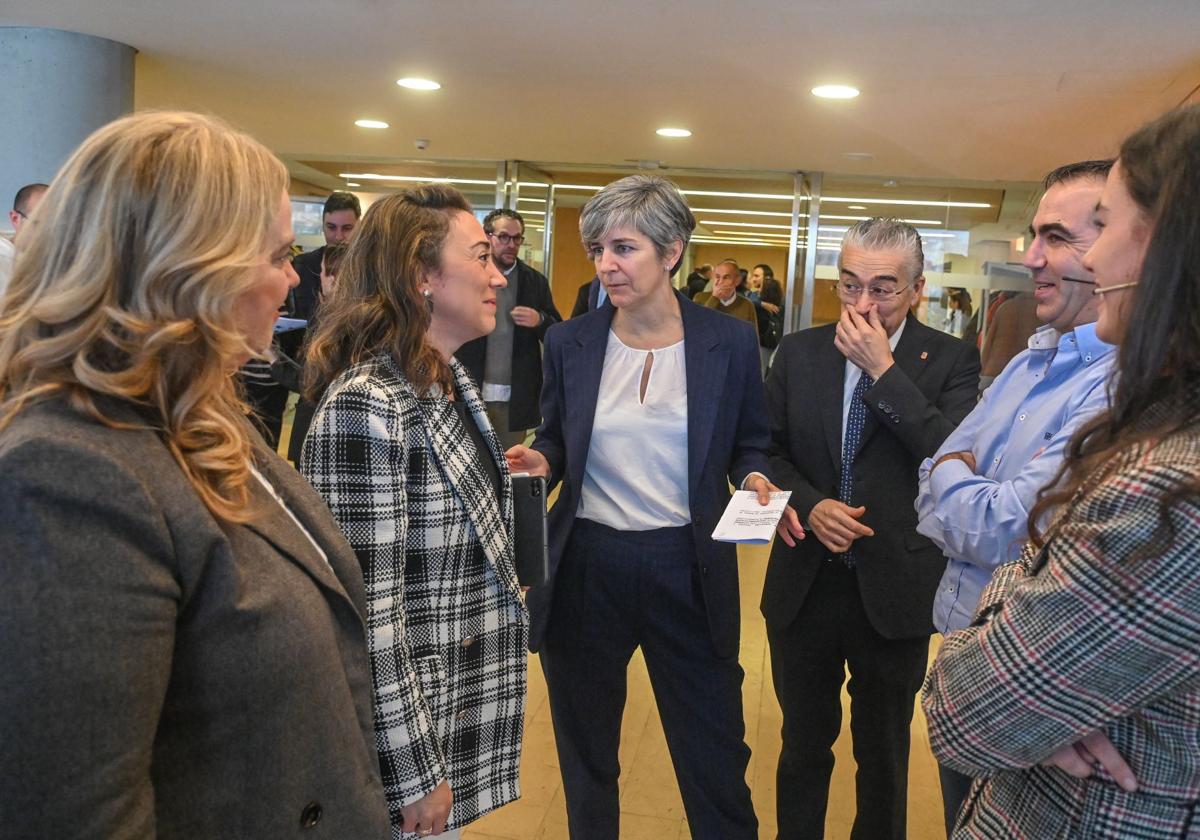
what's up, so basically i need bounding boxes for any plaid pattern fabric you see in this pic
[923,420,1200,839]
[301,354,528,834]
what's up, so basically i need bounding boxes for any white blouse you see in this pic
[578,330,690,531]
[249,464,331,569]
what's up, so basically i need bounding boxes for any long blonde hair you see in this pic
[0,111,288,523]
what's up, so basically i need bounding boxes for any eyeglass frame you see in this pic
[488,231,525,246]
[836,279,912,302]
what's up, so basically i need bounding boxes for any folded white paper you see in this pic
[711,490,792,544]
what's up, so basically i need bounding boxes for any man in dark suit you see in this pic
[457,208,562,447]
[762,218,980,839]
[289,190,360,320]
[569,275,607,317]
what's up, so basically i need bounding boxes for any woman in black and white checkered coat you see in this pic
[300,185,527,839]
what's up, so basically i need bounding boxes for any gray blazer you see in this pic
[0,398,390,839]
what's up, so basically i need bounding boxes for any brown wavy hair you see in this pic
[1028,103,1200,546]
[302,185,471,401]
[0,111,288,523]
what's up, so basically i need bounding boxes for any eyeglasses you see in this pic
[837,280,910,302]
[488,232,524,245]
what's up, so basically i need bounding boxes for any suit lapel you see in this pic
[681,300,727,500]
[562,305,615,502]
[405,361,522,603]
[855,313,929,456]
[244,447,360,610]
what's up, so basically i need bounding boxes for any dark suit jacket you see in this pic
[569,276,606,318]
[290,246,325,320]
[0,398,390,839]
[457,259,562,431]
[761,314,980,640]
[528,293,771,659]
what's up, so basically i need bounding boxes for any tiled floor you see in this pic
[465,543,947,840]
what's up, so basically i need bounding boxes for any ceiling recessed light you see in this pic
[354,119,389,129]
[812,84,860,99]
[397,77,441,91]
[346,182,361,187]
[656,127,692,138]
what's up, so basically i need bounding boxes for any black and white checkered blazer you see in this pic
[923,415,1200,839]
[301,353,528,834]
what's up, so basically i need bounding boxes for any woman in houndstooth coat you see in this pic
[923,104,1200,838]
[300,185,527,839]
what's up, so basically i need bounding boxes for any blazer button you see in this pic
[878,401,893,412]
[892,416,901,424]
[300,802,323,829]
[701,565,710,575]
[460,635,476,648]
[457,708,470,721]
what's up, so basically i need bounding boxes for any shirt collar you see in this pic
[502,260,518,278]
[1027,321,1115,366]
[887,315,906,351]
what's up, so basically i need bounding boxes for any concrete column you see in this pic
[0,28,134,233]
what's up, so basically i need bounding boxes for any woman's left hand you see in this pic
[745,475,805,547]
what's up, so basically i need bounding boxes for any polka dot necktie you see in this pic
[837,371,874,565]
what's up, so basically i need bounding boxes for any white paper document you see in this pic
[711,490,792,544]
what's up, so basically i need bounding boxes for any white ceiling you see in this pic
[4,0,1200,184]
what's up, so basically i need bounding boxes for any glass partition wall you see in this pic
[283,154,1042,362]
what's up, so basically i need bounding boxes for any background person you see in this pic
[456,208,561,448]
[507,174,802,840]
[0,182,48,298]
[0,111,390,839]
[923,102,1200,840]
[301,185,528,839]
[291,190,361,320]
[702,258,758,330]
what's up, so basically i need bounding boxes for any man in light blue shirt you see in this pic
[914,159,1116,833]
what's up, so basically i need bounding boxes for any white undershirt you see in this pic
[840,318,906,451]
[578,330,690,531]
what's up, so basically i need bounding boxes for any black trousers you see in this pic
[938,762,974,837]
[767,560,929,840]
[541,519,757,840]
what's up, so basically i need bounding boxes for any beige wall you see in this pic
[549,206,595,318]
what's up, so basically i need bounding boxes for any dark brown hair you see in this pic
[1028,104,1200,547]
[302,184,471,401]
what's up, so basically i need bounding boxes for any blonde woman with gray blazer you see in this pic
[301,185,527,839]
[0,113,390,838]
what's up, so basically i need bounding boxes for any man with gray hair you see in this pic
[0,183,48,298]
[762,218,980,838]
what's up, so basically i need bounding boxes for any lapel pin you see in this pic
[920,351,929,360]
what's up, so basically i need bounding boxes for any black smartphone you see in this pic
[511,474,549,587]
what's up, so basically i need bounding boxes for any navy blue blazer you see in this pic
[528,292,771,659]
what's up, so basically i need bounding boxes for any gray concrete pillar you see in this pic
[0,28,134,233]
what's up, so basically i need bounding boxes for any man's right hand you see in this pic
[807,499,875,554]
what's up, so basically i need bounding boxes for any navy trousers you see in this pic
[541,519,757,840]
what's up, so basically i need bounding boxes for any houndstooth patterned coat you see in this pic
[301,353,528,835]
[923,405,1200,839]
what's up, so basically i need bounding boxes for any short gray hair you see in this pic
[840,217,925,281]
[579,175,695,268]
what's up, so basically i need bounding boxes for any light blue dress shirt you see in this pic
[917,322,1116,633]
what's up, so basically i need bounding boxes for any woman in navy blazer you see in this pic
[508,175,802,839]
